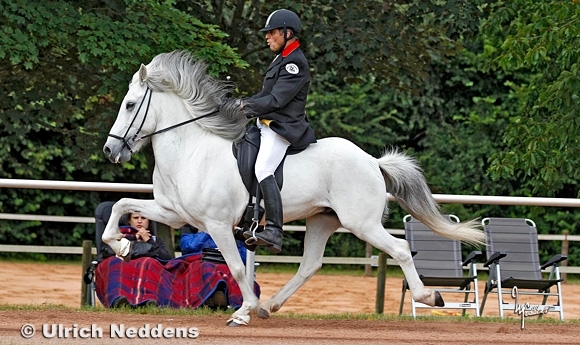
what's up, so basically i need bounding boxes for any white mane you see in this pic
[144,50,247,141]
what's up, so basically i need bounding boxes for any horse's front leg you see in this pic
[207,226,260,327]
[259,214,339,318]
[102,198,184,260]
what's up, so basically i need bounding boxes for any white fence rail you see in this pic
[1,178,579,273]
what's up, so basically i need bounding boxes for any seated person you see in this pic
[95,212,172,308]
[94,214,259,310]
[100,212,172,261]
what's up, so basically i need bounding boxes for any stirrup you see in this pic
[243,220,261,245]
[243,226,282,254]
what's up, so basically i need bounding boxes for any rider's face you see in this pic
[265,29,286,53]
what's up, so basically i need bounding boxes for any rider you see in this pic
[241,9,316,254]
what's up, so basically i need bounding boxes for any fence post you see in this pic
[80,240,93,307]
[375,252,387,314]
[561,230,569,281]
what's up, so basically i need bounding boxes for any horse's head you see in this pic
[103,64,154,163]
[103,50,249,164]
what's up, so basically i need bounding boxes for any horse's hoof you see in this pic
[116,238,133,262]
[226,320,243,327]
[434,291,445,307]
[258,308,270,319]
[226,315,249,327]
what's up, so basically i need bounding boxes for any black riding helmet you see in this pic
[260,9,302,35]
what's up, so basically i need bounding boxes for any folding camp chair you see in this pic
[94,201,115,262]
[480,217,566,320]
[399,214,482,317]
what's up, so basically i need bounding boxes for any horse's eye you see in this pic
[126,102,136,111]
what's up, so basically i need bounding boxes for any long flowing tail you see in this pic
[378,150,485,246]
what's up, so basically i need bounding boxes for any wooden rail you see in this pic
[2,241,579,274]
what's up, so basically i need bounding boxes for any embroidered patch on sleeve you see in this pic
[285,63,299,75]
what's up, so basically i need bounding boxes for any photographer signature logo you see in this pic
[511,286,550,329]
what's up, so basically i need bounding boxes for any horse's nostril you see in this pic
[103,146,111,155]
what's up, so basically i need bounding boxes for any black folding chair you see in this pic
[480,217,566,320]
[399,214,482,317]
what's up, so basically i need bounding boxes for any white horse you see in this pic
[102,50,485,326]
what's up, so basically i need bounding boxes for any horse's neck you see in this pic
[150,124,233,174]
[149,97,237,185]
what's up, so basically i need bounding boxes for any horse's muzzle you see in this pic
[103,140,131,163]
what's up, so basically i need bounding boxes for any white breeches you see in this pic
[255,120,290,182]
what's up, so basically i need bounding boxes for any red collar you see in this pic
[282,40,300,58]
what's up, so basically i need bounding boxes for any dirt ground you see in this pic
[1,261,579,344]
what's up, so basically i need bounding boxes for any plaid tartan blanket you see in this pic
[95,254,260,308]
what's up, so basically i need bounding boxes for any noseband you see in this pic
[107,87,219,153]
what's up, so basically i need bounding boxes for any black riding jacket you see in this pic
[245,40,316,150]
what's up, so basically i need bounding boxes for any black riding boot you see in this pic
[244,175,283,254]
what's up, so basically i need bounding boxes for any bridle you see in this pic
[107,87,219,153]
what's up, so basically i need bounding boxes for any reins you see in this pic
[139,110,219,140]
[107,87,219,152]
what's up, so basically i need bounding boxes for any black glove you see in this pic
[238,99,257,119]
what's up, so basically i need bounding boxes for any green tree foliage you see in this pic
[173,0,486,94]
[482,0,580,197]
[307,77,406,156]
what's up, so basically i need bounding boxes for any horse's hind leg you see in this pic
[354,225,443,308]
[258,213,340,318]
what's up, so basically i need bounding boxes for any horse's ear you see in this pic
[139,63,148,85]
